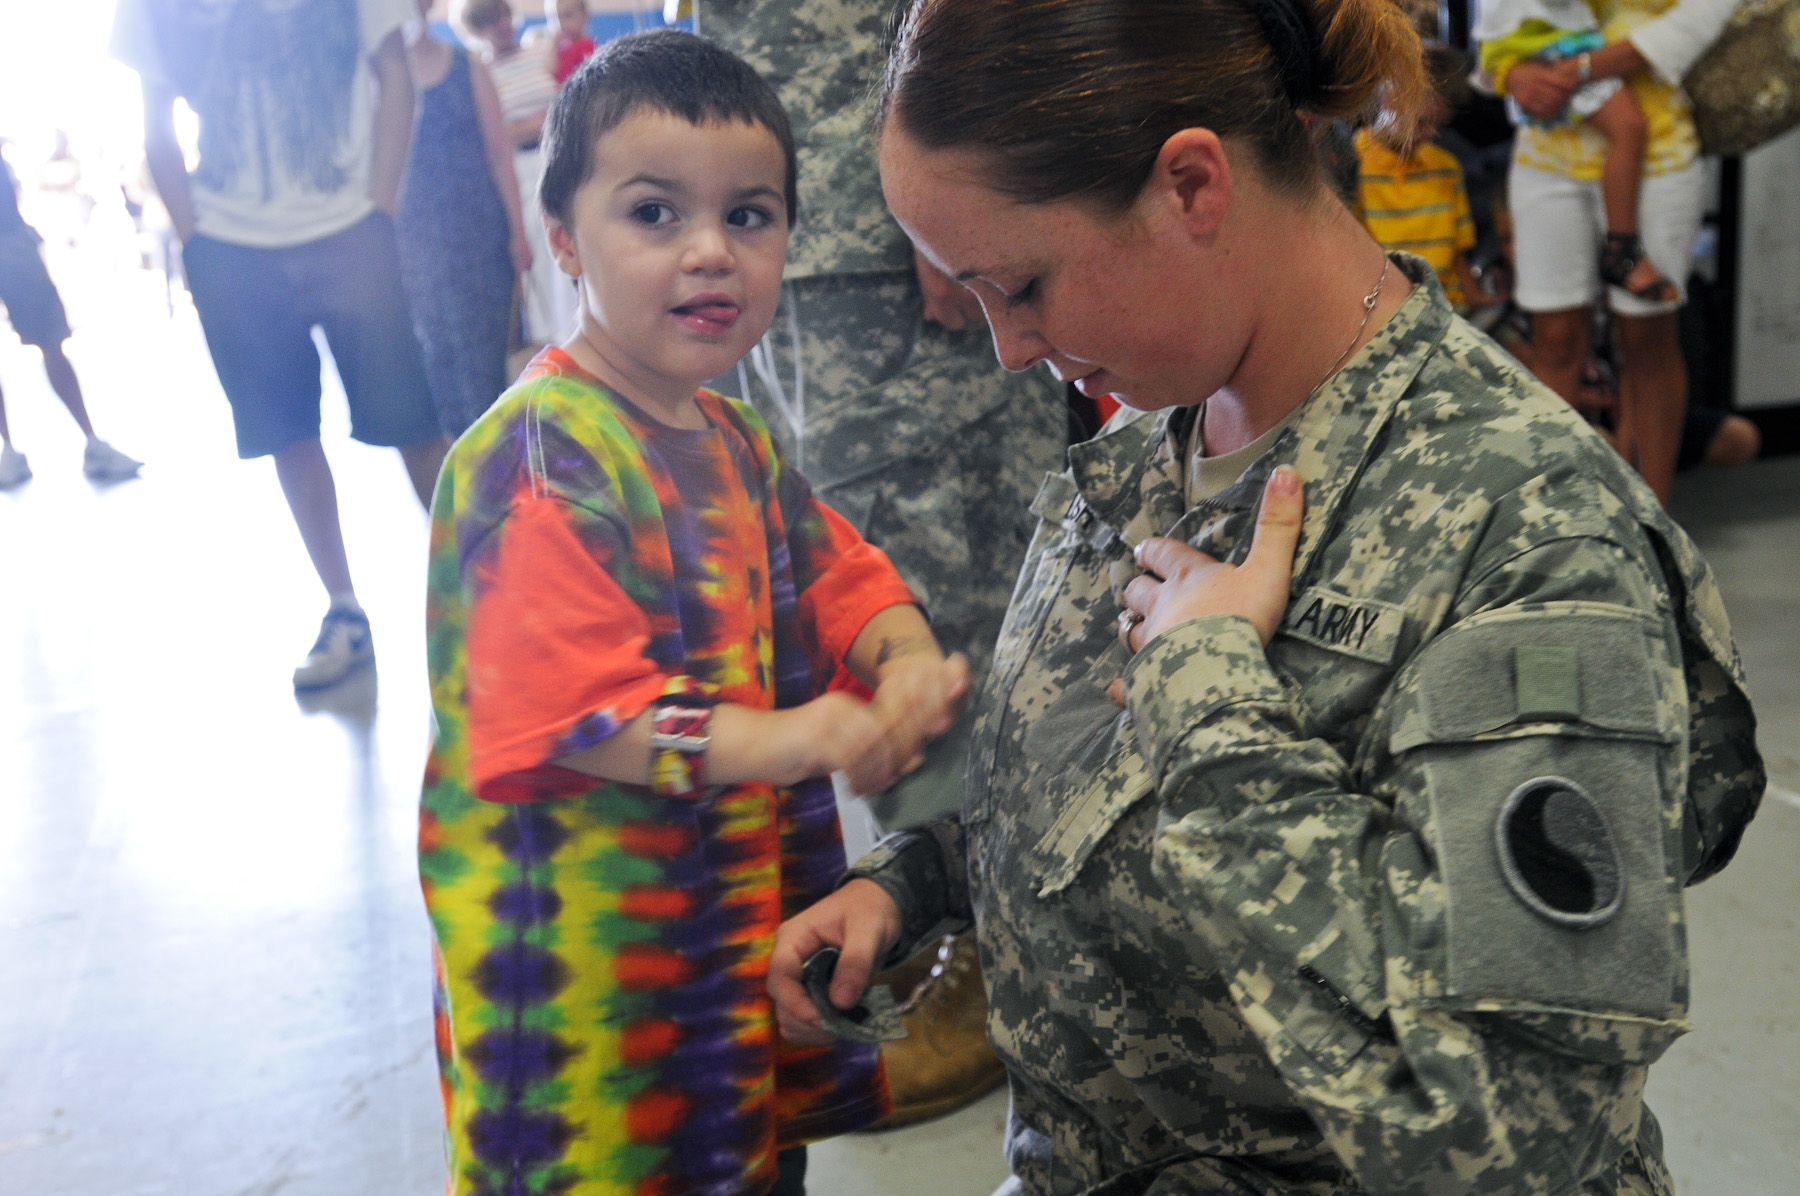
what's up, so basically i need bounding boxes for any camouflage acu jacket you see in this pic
[695,0,913,280]
[851,257,1762,1196]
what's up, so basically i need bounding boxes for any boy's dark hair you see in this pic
[539,28,799,228]
[1422,43,1473,113]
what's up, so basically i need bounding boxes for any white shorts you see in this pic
[1509,159,1705,317]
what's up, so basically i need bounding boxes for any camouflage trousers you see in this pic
[714,270,1068,827]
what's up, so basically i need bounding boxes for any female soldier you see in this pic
[768,1,1764,1193]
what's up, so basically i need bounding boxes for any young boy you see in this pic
[1476,0,1676,300]
[419,29,967,1196]
[1355,45,1488,311]
[114,0,447,691]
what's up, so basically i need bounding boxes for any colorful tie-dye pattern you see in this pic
[421,349,903,1196]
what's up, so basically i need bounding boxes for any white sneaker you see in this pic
[293,607,374,691]
[83,438,143,481]
[0,445,29,488]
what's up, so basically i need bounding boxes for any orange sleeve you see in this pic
[794,501,920,693]
[464,497,674,802]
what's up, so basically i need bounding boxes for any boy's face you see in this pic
[549,108,790,408]
[553,0,587,38]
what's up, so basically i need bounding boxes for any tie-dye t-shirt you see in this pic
[420,348,909,1196]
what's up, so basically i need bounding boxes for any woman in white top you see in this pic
[457,0,578,346]
[1484,0,1739,504]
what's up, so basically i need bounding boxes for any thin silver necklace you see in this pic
[1196,256,1390,458]
[1318,256,1391,392]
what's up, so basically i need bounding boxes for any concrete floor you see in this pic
[0,257,1795,1195]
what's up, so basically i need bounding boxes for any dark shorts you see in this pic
[183,211,440,458]
[0,227,72,349]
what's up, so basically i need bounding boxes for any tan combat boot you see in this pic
[866,932,1007,1129]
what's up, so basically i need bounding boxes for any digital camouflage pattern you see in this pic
[692,0,910,280]
[852,256,1763,1195]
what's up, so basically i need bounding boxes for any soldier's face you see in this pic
[880,126,1248,414]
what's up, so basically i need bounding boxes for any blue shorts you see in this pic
[183,211,441,459]
[0,227,72,349]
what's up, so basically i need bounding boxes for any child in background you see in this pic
[1476,0,1677,300]
[420,29,967,1196]
[545,0,595,82]
[1354,45,1490,310]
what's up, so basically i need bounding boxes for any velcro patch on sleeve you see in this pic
[1281,586,1405,665]
[1514,645,1582,721]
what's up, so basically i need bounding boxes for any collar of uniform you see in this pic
[1062,253,1448,551]
[1278,252,1449,583]
[1065,403,1172,534]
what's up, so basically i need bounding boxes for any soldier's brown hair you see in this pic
[879,0,1429,207]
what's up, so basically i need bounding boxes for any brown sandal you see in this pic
[1600,232,1679,302]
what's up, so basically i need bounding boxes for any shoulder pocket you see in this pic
[1389,606,1676,752]
[1386,606,1683,1031]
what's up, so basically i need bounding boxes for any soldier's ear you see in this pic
[1149,128,1232,243]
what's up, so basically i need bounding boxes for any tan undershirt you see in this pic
[1183,404,1302,507]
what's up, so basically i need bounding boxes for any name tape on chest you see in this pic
[1281,586,1405,665]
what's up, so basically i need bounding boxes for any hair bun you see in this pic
[1249,0,1320,108]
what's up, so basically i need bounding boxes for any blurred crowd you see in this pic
[2,0,623,692]
[1341,5,1762,504]
[0,0,1768,688]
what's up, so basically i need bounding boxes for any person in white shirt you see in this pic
[113,0,449,692]
[1487,0,1740,504]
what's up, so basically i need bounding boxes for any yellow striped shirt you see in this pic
[1354,132,1477,307]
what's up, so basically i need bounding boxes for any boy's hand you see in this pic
[848,651,970,795]
[768,879,903,1044]
[770,655,967,796]
[786,692,889,786]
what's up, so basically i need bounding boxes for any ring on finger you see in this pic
[1117,608,1145,649]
